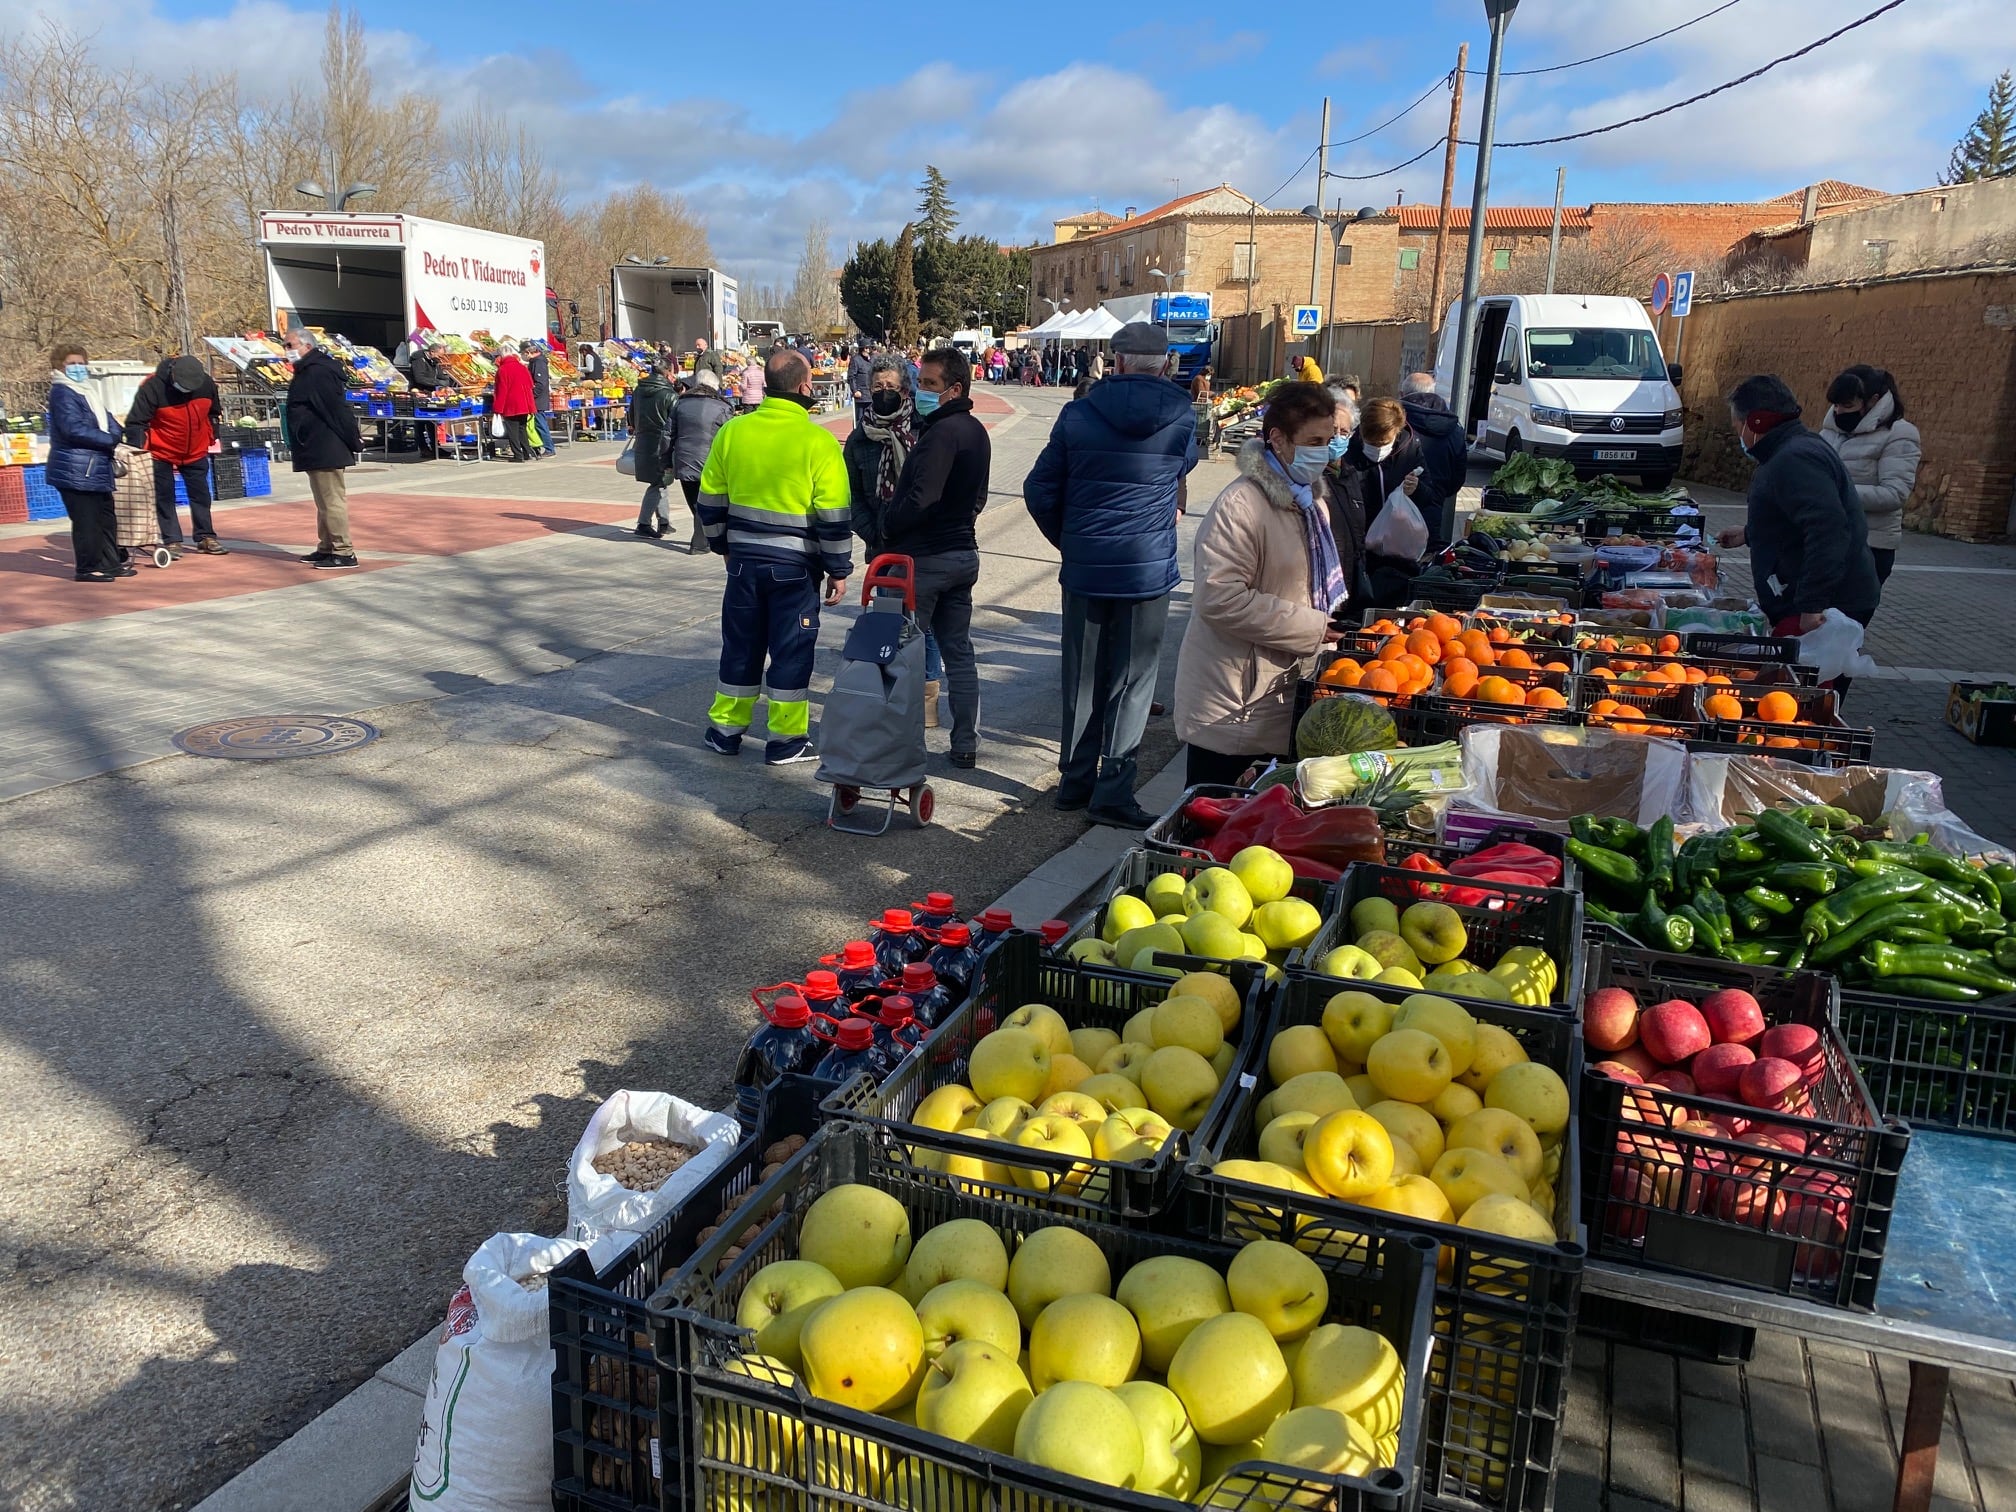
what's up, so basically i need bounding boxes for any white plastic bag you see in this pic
[1364,486,1428,560]
[1795,608,1878,682]
[410,1232,588,1511]
[565,1090,741,1258]
[489,413,505,438]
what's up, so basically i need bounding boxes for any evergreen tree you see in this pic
[1943,70,2016,184]
[839,237,896,337]
[916,166,958,244]
[890,222,921,346]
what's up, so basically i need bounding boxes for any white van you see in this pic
[1434,293,1686,488]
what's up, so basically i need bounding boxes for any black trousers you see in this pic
[1871,547,1895,585]
[61,489,120,576]
[153,458,216,543]
[502,415,531,461]
[1186,744,1272,789]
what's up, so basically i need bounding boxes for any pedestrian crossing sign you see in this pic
[1292,305,1322,335]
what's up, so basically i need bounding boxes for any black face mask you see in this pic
[869,389,904,417]
[1833,408,1864,433]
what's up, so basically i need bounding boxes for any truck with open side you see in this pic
[608,266,741,354]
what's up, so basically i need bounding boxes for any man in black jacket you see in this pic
[525,342,554,455]
[1717,373,1879,632]
[1400,372,1469,548]
[882,345,991,768]
[408,339,450,459]
[282,328,366,569]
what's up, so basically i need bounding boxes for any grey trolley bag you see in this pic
[816,553,935,834]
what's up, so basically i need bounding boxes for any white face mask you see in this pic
[1289,444,1332,484]
[1362,439,1395,463]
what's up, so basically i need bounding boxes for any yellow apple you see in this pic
[1392,994,1479,1078]
[1355,929,1422,977]
[1167,1311,1293,1445]
[1260,1404,1379,1480]
[1230,845,1296,906]
[1364,1099,1445,1170]
[1398,900,1468,966]
[1211,1042,1238,1083]
[1143,871,1191,917]
[1116,1254,1232,1373]
[1038,1089,1107,1130]
[901,1217,1010,1302]
[914,1084,984,1134]
[1486,1061,1571,1140]
[1456,1023,1528,1094]
[1269,1024,1340,1084]
[1094,1106,1177,1162]
[1122,1006,1160,1047]
[1152,995,1226,1057]
[1253,898,1324,952]
[1374,967,1423,990]
[797,1286,925,1413]
[916,1338,1032,1454]
[1302,1109,1396,1200]
[1102,893,1158,943]
[1141,1045,1221,1132]
[1271,1069,1356,1123]
[973,1095,1035,1139]
[703,1354,803,1499]
[1344,1073,1382,1109]
[1183,867,1255,929]
[1042,1053,1094,1098]
[1316,944,1384,981]
[1212,1158,1324,1198]
[969,1028,1052,1105]
[1365,1027,1455,1104]
[938,1130,1014,1194]
[1349,896,1402,938]
[1172,971,1245,1034]
[1009,1113,1093,1194]
[1070,1026,1121,1068]
[1446,1108,1544,1188]
[1292,1323,1406,1439]
[916,1277,1023,1360]
[1388,1137,1422,1177]
[1028,1291,1142,1389]
[1180,910,1248,961]
[1117,1379,1203,1499]
[1012,1380,1144,1489]
[735,1260,843,1369]
[1429,1146,1529,1219]
[1429,1082,1484,1125]
[1257,1110,1320,1174]
[1002,1002,1073,1058]
[1321,990,1396,1065]
[1007,1225,1112,1329]
[1097,1042,1154,1082]
[1227,1238,1328,1342]
[1076,1072,1150,1114]
[1358,1173,1455,1224]
[1459,1191,1558,1243]
[1116,922,1186,973]
[798,1183,912,1289]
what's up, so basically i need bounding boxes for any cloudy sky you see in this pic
[12,0,2014,280]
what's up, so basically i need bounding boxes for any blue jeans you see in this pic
[924,631,943,681]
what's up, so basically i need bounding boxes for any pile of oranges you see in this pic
[1709,688,1830,749]
[1595,655,1773,685]
[1319,612,1574,710]
[1586,698,1686,737]
[1575,631,1683,655]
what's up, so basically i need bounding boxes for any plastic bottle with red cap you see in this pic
[1038,919,1072,948]
[864,994,925,1074]
[970,907,1020,966]
[735,988,824,1104]
[910,891,961,932]
[889,960,954,1027]
[808,1015,881,1084]
[868,908,928,978]
[820,942,883,1003]
[923,922,984,999]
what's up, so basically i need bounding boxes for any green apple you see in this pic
[916,1277,1023,1360]
[1143,871,1191,917]
[797,1286,925,1413]
[1227,1238,1328,1343]
[798,1183,911,1289]
[1008,1113,1093,1194]
[1364,1099,1445,1170]
[1317,944,1383,981]
[1398,900,1468,966]
[1268,1024,1339,1084]
[1365,1027,1454,1104]
[1007,1224,1112,1329]
[1321,989,1394,1064]
[1117,1380,1202,1499]
[972,1095,1035,1139]
[1167,1311,1293,1445]
[1065,938,1118,967]
[1029,1291,1142,1390]
[916,1339,1033,1455]
[1151,995,1225,1057]
[1429,1145,1529,1218]
[1171,971,1244,1034]
[1259,1404,1379,1480]
[1456,1023,1528,1094]
[1486,1061,1571,1140]
[1460,1191,1557,1243]
[1392,994,1479,1078]
[1183,867,1255,928]
[1094,1106,1176,1162]
[1270,1070,1355,1123]
[1302,1109,1396,1201]
[1179,909,1248,961]
[913,1083,984,1134]
[1115,921,1185,973]
[1001,1002,1073,1059]
[1253,898,1323,953]
[1446,1107,1544,1188]
[1102,893,1157,943]
[1374,966,1423,989]
[1348,896,1402,939]
[1229,845,1296,906]
[1257,1110,1319,1174]
[1070,1026,1121,1068]
[1076,1072,1148,1113]
[1012,1380,1144,1489]
[1116,1254,1233,1373]
[735,1260,843,1369]
[1140,1045,1220,1132]
[1096,1042,1154,1082]
[1355,930,1422,977]
[1292,1324,1405,1437]
[968,1027,1052,1105]
[900,1217,1010,1302]
[1210,1042,1237,1083]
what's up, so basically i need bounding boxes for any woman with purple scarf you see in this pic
[1172,381,1354,787]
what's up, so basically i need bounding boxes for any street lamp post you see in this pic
[294,178,378,212]
[1448,0,1520,481]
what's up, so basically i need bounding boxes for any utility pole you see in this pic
[1450,0,1520,448]
[1309,96,1330,312]
[1427,45,1467,349]
[1545,167,1566,295]
[1244,195,1258,383]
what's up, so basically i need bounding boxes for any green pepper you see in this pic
[1914,879,2002,927]
[1866,941,2016,993]
[1724,939,1798,966]
[1729,893,1775,935]
[1585,900,1643,943]
[1808,900,1943,966]
[1883,975,1986,1002]
[1636,894,1694,954]
[1795,803,1858,832]
[1889,927,1952,945]
[1645,816,1676,896]
[1858,842,2006,911]
[1765,860,1843,896]
[1720,830,1768,866]
[1567,839,1647,894]
[1694,884,1735,953]
[1570,815,1645,853]
[1803,871,1929,940]
[1674,835,1720,897]
[1995,937,2016,973]
[1672,904,1716,957]
[1986,861,2016,917]
[1744,885,1796,916]
[1782,940,1809,970]
[1757,807,1834,864]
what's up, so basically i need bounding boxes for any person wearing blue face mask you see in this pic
[45,343,130,582]
[1173,381,1353,787]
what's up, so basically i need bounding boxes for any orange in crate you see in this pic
[1478,676,1528,706]
[1657,633,1683,654]
[1405,630,1443,664]
[1528,687,1569,710]
[1498,646,1535,670]
[1703,692,1744,720]
[1361,666,1400,693]
[1441,658,1480,698]
[1318,658,1363,687]
[1426,612,1462,642]
[1757,690,1801,724]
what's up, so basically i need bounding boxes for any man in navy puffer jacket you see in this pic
[1024,322,1198,827]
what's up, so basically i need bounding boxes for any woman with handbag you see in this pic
[1329,398,1429,609]
[46,342,130,582]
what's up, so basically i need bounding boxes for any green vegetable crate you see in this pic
[1837,987,2016,1137]
[1945,682,2016,747]
[1187,974,1585,1512]
[1579,945,1909,1310]
[647,1122,1438,1512]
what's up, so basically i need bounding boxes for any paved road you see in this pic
[0,388,1234,1512]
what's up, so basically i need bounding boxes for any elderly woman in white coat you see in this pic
[1173,381,1351,788]
[1819,365,1919,593]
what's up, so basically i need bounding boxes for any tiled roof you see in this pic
[1061,186,1257,243]
[1395,205,1595,231]
[1761,180,1890,206]
[1055,210,1119,225]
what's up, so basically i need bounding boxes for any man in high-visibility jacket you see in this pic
[699,348,853,764]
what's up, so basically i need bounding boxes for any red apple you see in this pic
[1699,987,1765,1046]
[1606,1158,1655,1241]
[1615,1130,1689,1211]
[1591,1061,1644,1084]
[1611,1044,1662,1079]
[1714,1133,1791,1226]
[1640,999,1713,1066]
[1759,1023,1825,1084]
[1648,1069,1698,1097]
[1691,1043,1757,1100]
[1778,1177,1851,1283]
[1582,987,1642,1053]
[1710,1111,1754,1138]
[1754,1122,1810,1155]
[1738,1057,1806,1113]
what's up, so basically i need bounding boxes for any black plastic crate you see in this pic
[1189,975,1585,1512]
[1294,863,1585,1012]
[1573,678,1705,737]
[1683,632,1799,664]
[822,935,1268,1219]
[1400,700,1584,747]
[1573,1293,1757,1364]
[1578,946,1909,1310]
[1683,735,1864,769]
[1946,682,2016,747]
[1055,845,1340,957]
[1837,988,2016,1138]
[549,1079,825,1512]
[650,1123,1437,1512]
[1409,576,1494,612]
[1575,649,1811,688]
[1142,782,1257,863]
[1384,825,1575,893]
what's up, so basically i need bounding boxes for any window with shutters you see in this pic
[1397,248,1421,270]
[1491,248,1512,271]
[1231,242,1258,282]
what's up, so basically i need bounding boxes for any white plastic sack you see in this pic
[1364,486,1429,560]
[1795,608,1878,682]
[565,1090,741,1255]
[410,1231,588,1512]
[489,413,505,438]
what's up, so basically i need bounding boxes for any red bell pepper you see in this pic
[1203,785,1302,862]
[1265,806,1384,872]
[1446,841,1561,887]
[1181,795,1245,835]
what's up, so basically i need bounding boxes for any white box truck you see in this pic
[258,211,548,350]
[609,266,741,352]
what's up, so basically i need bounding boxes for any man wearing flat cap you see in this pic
[125,352,228,555]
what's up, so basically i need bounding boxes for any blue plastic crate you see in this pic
[23,464,65,520]
[243,453,272,496]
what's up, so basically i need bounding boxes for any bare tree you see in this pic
[786,220,834,335]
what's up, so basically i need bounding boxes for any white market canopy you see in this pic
[1025,310,1076,336]
[1075,307,1127,340]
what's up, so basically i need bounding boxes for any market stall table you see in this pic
[1584,1128,2016,1512]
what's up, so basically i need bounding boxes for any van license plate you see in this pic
[1594,448,1637,461]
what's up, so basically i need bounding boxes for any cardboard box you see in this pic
[1946,682,2016,747]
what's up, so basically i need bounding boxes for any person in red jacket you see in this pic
[491,344,535,462]
[125,354,228,555]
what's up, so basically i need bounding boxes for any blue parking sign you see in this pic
[1673,270,1695,319]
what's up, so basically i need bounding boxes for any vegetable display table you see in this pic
[1584,1129,2016,1512]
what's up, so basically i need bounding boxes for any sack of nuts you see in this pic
[567,1091,743,1268]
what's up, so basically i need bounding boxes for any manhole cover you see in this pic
[171,715,380,760]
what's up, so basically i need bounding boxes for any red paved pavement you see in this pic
[0,492,634,634]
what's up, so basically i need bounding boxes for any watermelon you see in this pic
[1295,693,1400,760]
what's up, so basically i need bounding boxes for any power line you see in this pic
[1324,136,1454,182]
[1324,71,1454,150]
[1471,0,1750,78]
[1471,0,1910,149]
[1254,146,1319,210]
